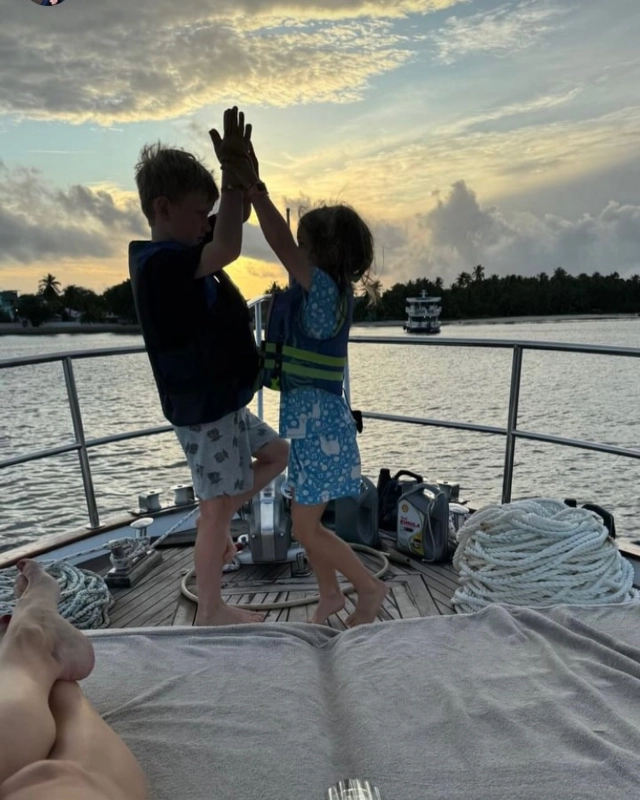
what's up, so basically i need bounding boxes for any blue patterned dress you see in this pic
[280,268,361,505]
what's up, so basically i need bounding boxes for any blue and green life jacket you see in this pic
[261,279,353,395]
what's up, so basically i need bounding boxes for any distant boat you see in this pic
[404,290,441,334]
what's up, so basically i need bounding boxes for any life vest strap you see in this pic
[262,358,345,384]
[262,341,347,368]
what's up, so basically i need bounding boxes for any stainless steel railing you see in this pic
[1,295,639,530]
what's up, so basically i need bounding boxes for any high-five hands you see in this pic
[210,107,258,189]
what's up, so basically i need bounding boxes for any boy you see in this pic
[130,108,288,626]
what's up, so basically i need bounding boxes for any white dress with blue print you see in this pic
[281,267,361,505]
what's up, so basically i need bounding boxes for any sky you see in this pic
[1,0,640,299]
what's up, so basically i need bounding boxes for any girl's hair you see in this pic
[134,142,218,225]
[298,204,374,294]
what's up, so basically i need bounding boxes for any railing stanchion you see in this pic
[502,346,523,504]
[254,299,264,421]
[344,360,351,406]
[62,358,100,529]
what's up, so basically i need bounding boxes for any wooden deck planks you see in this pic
[105,543,460,629]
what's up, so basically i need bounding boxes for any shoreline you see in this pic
[356,313,639,328]
[0,323,141,336]
[0,312,637,336]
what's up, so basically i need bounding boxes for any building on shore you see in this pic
[0,290,19,321]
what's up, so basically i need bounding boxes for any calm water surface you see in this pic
[1,318,639,552]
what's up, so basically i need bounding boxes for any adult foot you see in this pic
[6,560,95,681]
[346,579,389,628]
[311,592,346,625]
[195,603,264,627]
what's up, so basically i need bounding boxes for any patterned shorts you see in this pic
[173,409,279,501]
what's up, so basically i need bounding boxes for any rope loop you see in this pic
[452,499,639,613]
[0,562,113,629]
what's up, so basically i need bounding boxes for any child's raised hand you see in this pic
[248,141,261,180]
[210,106,257,187]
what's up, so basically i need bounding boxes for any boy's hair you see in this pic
[134,142,219,225]
[298,204,374,293]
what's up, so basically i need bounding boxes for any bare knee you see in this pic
[198,496,235,526]
[255,437,289,470]
[1,760,109,800]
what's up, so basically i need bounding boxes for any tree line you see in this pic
[3,266,639,327]
[0,274,136,326]
[268,266,640,321]
[352,266,640,321]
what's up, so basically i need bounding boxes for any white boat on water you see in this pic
[2,296,640,800]
[404,289,442,333]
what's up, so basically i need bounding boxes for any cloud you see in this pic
[0,161,146,265]
[0,154,289,295]
[2,0,464,124]
[3,152,639,299]
[391,180,640,285]
[429,0,572,64]
[266,101,640,223]
[455,88,583,132]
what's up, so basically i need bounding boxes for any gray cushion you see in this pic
[84,605,640,800]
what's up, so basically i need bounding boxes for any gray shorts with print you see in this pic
[173,408,279,501]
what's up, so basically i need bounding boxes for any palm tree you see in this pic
[455,272,472,289]
[473,264,485,282]
[369,278,383,304]
[39,274,62,302]
[434,277,444,292]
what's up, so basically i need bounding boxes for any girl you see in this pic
[220,137,388,627]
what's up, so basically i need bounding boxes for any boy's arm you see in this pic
[250,188,313,290]
[195,108,251,279]
[194,171,243,279]
[243,192,252,222]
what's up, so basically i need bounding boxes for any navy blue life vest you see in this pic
[261,278,352,395]
[129,241,260,426]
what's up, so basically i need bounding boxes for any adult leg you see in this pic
[291,502,388,627]
[1,682,148,800]
[0,561,94,786]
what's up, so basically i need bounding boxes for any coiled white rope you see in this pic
[452,498,639,613]
[0,562,113,629]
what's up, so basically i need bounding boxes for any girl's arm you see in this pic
[250,188,313,290]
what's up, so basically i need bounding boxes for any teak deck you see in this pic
[103,535,459,630]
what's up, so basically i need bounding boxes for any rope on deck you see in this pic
[0,562,113,629]
[452,498,639,613]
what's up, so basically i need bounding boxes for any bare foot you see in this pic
[195,603,265,627]
[311,592,346,625]
[346,579,389,628]
[6,560,95,681]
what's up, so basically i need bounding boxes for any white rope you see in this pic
[452,498,639,613]
[0,562,113,629]
[0,507,198,629]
